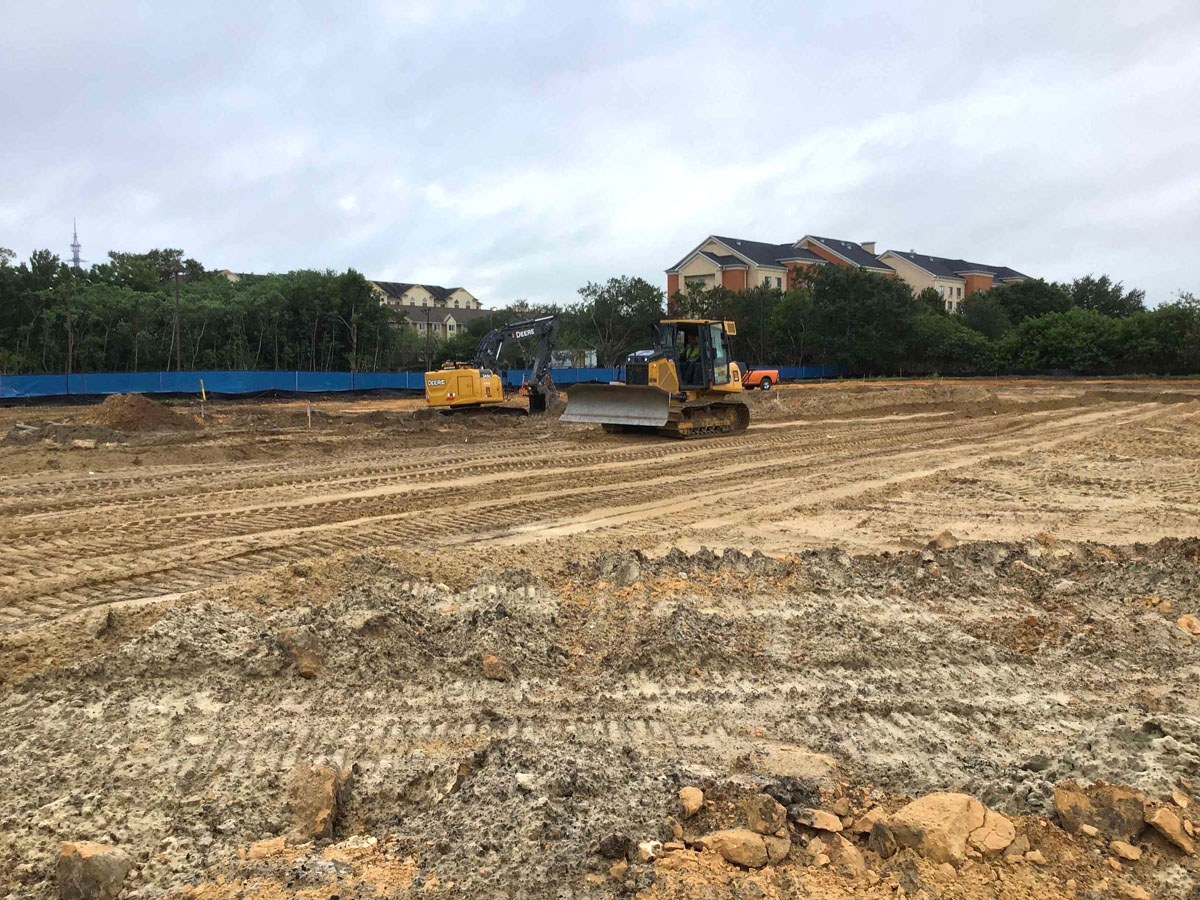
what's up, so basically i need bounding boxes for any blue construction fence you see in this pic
[0,364,842,400]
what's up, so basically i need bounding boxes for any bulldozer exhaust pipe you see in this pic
[560,383,671,427]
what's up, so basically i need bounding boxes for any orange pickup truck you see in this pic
[739,366,779,391]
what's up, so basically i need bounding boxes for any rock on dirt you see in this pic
[287,761,353,843]
[679,786,704,819]
[868,822,899,859]
[636,840,662,862]
[929,530,960,550]
[56,841,131,900]
[83,393,199,432]
[823,834,865,876]
[1054,781,1148,842]
[699,828,789,868]
[246,836,287,859]
[278,625,321,678]
[1119,884,1152,900]
[1111,840,1142,861]
[887,792,1014,865]
[791,807,843,833]
[1147,806,1195,854]
[481,653,507,680]
[1177,614,1200,636]
[970,808,1017,857]
[83,607,112,639]
[851,806,887,834]
[743,793,787,834]
[597,833,634,860]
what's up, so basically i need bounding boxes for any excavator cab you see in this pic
[561,319,748,438]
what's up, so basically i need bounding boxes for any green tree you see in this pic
[916,286,945,315]
[1000,307,1121,373]
[575,276,664,365]
[986,278,1071,323]
[909,310,994,374]
[1069,274,1145,318]
[1133,293,1200,374]
[808,265,922,375]
[767,287,815,365]
[960,293,1014,340]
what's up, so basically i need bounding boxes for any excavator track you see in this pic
[601,400,749,439]
[664,399,750,439]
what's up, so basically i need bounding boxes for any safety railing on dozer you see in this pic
[0,364,843,400]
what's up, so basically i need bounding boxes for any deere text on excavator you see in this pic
[561,318,749,438]
[424,315,559,414]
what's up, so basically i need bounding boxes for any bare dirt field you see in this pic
[1,380,1198,899]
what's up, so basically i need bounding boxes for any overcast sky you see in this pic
[3,0,1199,306]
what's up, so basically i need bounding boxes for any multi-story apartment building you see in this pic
[877,251,1028,312]
[665,234,893,296]
[371,281,490,340]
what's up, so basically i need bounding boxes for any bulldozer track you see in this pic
[1,398,1195,632]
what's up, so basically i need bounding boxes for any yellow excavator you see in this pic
[424,315,559,414]
[561,318,749,438]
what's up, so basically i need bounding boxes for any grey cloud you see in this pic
[2,0,1198,305]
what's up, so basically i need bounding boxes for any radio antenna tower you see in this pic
[70,219,82,269]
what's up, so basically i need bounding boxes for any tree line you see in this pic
[458,268,1200,377]
[1,245,1197,377]
[0,248,418,375]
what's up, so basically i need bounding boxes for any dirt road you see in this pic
[1,381,1198,899]
[1,382,1197,632]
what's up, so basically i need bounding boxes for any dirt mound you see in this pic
[83,394,199,432]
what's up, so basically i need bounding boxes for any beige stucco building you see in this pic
[370,281,490,340]
[878,251,1028,312]
[666,234,893,298]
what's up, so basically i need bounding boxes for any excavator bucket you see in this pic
[561,383,671,427]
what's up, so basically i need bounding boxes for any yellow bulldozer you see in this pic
[561,318,749,438]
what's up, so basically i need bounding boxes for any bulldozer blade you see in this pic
[560,383,671,427]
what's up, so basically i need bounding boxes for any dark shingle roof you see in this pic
[806,236,893,271]
[775,246,825,264]
[887,252,1027,282]
[373,281,473,301]
[710,236,794,268]
[698,250,747,268]
[681,237,824,269]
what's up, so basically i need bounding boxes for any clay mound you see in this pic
[84,394,200,432]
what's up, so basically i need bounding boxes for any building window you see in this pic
[774,277,781,288]
[454,299,459,307]
[957,287,962,298]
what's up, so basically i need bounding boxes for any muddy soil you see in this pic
[2,539,1198,897]
[0,380,1198,898]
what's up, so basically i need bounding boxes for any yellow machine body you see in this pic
[561,318,750,438]
[424,365,504,409]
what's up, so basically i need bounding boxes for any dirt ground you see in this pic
[1,379,1198,899]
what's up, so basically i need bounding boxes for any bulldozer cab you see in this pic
[659,319,736,389]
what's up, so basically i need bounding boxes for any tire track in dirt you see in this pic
[0,410,1074,585]
[0,400,1181,631]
